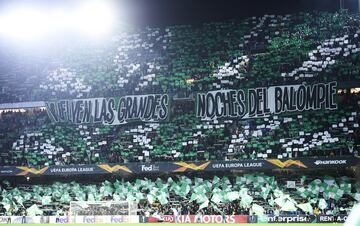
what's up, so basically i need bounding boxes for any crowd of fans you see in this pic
[0,11,359,166]
[0,10,359,219]
[0,11,360,103]
[0,172,358,216]
[0,93,358,166]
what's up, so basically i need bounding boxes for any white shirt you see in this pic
[172,208,178,216]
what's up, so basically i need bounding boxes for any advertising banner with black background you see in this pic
[316,215,348,223]
[0,156,358,177]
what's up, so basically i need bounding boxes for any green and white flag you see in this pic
[60,192,71,203]
[226,191,240,202]
[211,193,222,204]
[297,187,309,198]
[195,177,204,186]
[252,204,265,216]
[323,176,336,186]
[27,204,43,216]
[147,194,156,204]
[213,176,220,186]
[245,174,255,185]
[352,193,360,201]
[281,200,297,211]
[236,176,245,185]
[273,189,284,198]
[339,182,351,194]
[324,185,344,201]
[100,181,113,196]
[268,195,275,207]
[157,192,168,205]
[42,196,52,205]
[113,194,122,201]
[318,198,327,210]
[126,194,136,202]
[1,198,13,212]
[179,182,191,198]
[261,186,272,200]
[300,175,307,184]
[198,199,209,210]
[240,194,253,208]
[14,194,25,206]
[297,203,313,214]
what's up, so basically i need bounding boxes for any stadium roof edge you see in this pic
[0,101,46,110]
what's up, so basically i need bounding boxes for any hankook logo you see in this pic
[314,160,347,165]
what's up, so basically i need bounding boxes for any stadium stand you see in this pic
[0,9,359,222]
[0,11,359,166]
[0,94,357,166]
[0,173,358,216]
[0,11,360,103]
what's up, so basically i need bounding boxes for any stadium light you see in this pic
[0,6,49,40]
[74,0,118,37]
[0,0,119,41]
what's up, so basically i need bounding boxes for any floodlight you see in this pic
[75,0,117,37]
[0,0,119,41]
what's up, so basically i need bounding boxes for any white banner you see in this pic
[286,181,296,188]
[1,216,139,224]
[196,81,337,120]
[73,215,139,224]
[46,94,169,125]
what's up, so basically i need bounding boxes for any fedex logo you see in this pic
[83,216,95,223]
[55,217,68,223]
[141,164,159,172]
[111,216,124,223]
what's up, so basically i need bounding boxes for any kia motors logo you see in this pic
[314,160,347,165]
[163,216,174,222]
